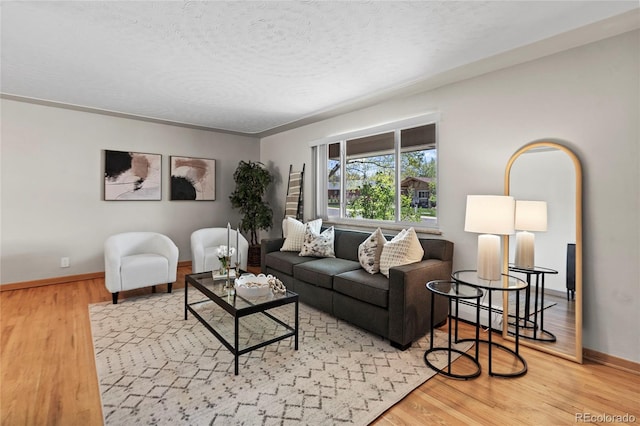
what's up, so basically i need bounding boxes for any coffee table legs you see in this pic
[235,316,240,375]
[295,300,299,350]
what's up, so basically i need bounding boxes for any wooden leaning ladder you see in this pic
[285,164,305,221]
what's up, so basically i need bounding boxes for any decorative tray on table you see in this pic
[234,273,286,297]
[212,269,236,280]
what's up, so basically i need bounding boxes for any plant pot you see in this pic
[248,245,261,267]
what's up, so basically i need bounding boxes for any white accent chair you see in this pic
[191,228,249,273]
[104,232,179,304]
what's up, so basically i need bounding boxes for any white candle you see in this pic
[236,226,239,264]
[227,223,231,260]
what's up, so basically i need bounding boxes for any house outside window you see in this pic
[313,114,439,228]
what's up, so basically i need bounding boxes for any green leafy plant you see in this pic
[348,172,395,220]
[347,172,420,221]
[229,161,273,246]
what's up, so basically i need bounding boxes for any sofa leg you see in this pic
[112,292,119,304]
[168,283,173,293]
[390,340,411,351]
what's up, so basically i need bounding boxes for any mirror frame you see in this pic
[503,141,583,363]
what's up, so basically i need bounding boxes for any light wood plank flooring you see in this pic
[1,266,638,425]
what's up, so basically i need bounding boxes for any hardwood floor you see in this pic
[504,291,576,356]
[1,266,638,425]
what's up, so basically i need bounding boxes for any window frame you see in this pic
[310,113,440,231]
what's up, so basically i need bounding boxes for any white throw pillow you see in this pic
[299,225,335,258]
[379,228,424,277]
[358,228,386,274]
[280,217,322,252]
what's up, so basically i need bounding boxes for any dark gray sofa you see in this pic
[261,227,453,349]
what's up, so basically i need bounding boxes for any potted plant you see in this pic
[229,160,274,266]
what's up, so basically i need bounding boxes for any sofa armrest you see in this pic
[261,238,285,273]
[387,259,452,348]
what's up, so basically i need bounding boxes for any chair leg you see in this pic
[112,292,119,304]
[168,283,173,293]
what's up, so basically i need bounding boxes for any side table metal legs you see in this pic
[484,289,527,377]
[424,285,481,380]
[509,269,557,342]
[457,289,527,377]
[449,270,529,379]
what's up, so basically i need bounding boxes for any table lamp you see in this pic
[514,200,547,269]
[464,195,515,281]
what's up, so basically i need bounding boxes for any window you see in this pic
[313,115,438,228]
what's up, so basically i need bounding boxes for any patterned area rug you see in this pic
[89,291,471,425]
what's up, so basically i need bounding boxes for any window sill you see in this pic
[322,218,442,236]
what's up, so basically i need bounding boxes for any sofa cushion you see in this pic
[333,229,369,262]
[299,225,335,258]
[294,258,361,289]
[281,217,322,252]
[265,251,316,276]
[379,228,424,277]
[333,269,389,308]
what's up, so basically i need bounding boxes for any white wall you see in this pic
[261,30,639,362]
[1,100,259,284]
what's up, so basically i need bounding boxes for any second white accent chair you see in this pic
[104,232,179,304]
[191,227,249,273]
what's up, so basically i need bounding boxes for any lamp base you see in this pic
[515,231,535,269]
[477,234,501,281]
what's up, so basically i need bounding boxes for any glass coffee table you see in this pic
[184,272,299,375]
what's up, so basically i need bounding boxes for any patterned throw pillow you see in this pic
[299,225,335,258]
[280,217,322,252]
[358,228,386,274]
[379,228,424,277]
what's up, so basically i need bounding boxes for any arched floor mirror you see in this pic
[503,141,583,363]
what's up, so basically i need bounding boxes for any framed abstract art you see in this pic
[170,156,216,201]
[104,150,162,201]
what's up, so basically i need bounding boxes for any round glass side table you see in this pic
[451,270,528,378]
[424,280,484,380]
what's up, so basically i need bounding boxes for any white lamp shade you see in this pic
[464,195,515,235]
[515,200,547,232]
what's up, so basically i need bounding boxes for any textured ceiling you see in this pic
[1,1,638,135]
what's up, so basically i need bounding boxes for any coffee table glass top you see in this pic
[187,271,297,311]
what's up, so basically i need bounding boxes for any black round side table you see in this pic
[424,280,483,380]
[451,270,528,378]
